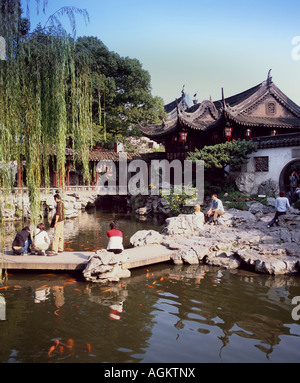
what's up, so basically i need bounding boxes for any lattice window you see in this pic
[266,102,276,115]
[255,156,269,172]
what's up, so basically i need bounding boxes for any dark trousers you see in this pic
[268,211,286,227]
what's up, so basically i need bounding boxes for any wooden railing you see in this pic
[0,186,99,196]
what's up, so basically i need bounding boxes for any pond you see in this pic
[1,209,300,364]
[0,264,300,363]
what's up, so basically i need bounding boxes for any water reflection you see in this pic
[0,265,299,362]
[1,210,165,252]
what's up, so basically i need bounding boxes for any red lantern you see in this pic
[224,125,233,141]
[179,131,188,144]
[245,129,252,138]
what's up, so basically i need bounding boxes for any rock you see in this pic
[136,206,148,215]
[82,249,131,283]
[179,248,199,265]
[226,208,257,225]
[206,253,241,270]
[248,202,267,215]
[257,178,279,196]
[130,230,163,247]
[235,172,255,194]
[163,213,204,235]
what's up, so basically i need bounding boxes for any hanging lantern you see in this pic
[224,123,233,140]
[245,128,252,138]
[271,129,278,136]
[179,130,188,144]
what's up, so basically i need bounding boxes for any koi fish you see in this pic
[147,285,154,289]
[152,281,157,285]
[65,248,74,251]
[66,339,74,348]
[0,286,9,290]
[54,339,59,347]
[58,345,64,354]
[101,288,111,293]
[48,345,55,356]
[74,289,81,293]
[86,344,91,353]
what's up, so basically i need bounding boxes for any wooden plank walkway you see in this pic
[0,245,174,272]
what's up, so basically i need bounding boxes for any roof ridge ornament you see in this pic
[267,69,272,86]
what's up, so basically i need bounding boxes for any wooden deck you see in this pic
[0,245,174,272]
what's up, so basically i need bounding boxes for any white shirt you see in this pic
[34,229,50,247]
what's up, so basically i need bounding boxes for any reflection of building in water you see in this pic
[0,294,6,320]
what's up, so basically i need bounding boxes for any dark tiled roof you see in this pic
[140,78,300,138]
[253,132,300,148]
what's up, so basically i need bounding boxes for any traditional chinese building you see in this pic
[139,72,300,161]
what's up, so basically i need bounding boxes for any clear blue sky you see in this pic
[22,0,300,105]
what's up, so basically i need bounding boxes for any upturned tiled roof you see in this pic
[139,75,300,138]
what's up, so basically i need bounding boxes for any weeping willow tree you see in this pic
[0,1,93,224]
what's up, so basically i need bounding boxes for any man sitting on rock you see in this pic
[206,194,225,225]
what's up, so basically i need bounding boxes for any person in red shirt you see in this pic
[106,220,124,254]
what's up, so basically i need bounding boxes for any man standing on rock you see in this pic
[50,194,65,256]
[206,194,225,225]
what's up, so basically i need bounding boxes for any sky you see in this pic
[21,0,300,106]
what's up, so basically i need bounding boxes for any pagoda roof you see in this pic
[139,73,300,138]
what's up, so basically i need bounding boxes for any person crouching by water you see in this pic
[107,220,124,254]
[33,223,50,256]
[267,191,291,228]
[206,194,225,225]
[12,226,31,256]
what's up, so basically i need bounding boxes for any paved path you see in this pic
[0,245,174,272]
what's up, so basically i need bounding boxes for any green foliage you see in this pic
[187,139,257,171]
[0,3,94,223]
[161,186,197,216]
[74,36,167,142]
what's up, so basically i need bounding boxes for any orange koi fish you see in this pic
[48,345,55,356]
[86,344,91,353]
[147,285,154,289]
[74,289,81,293]
[54,339,59,347]
[0,286,9,290]
[65,248,74,252]
[58,345,64,354]
[101,288,112,293]
[66,339,74,348]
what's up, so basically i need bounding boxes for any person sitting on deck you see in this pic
[12,226,31,256]
[106,220,124,254]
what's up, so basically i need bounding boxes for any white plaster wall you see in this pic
[243,145,300,194]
